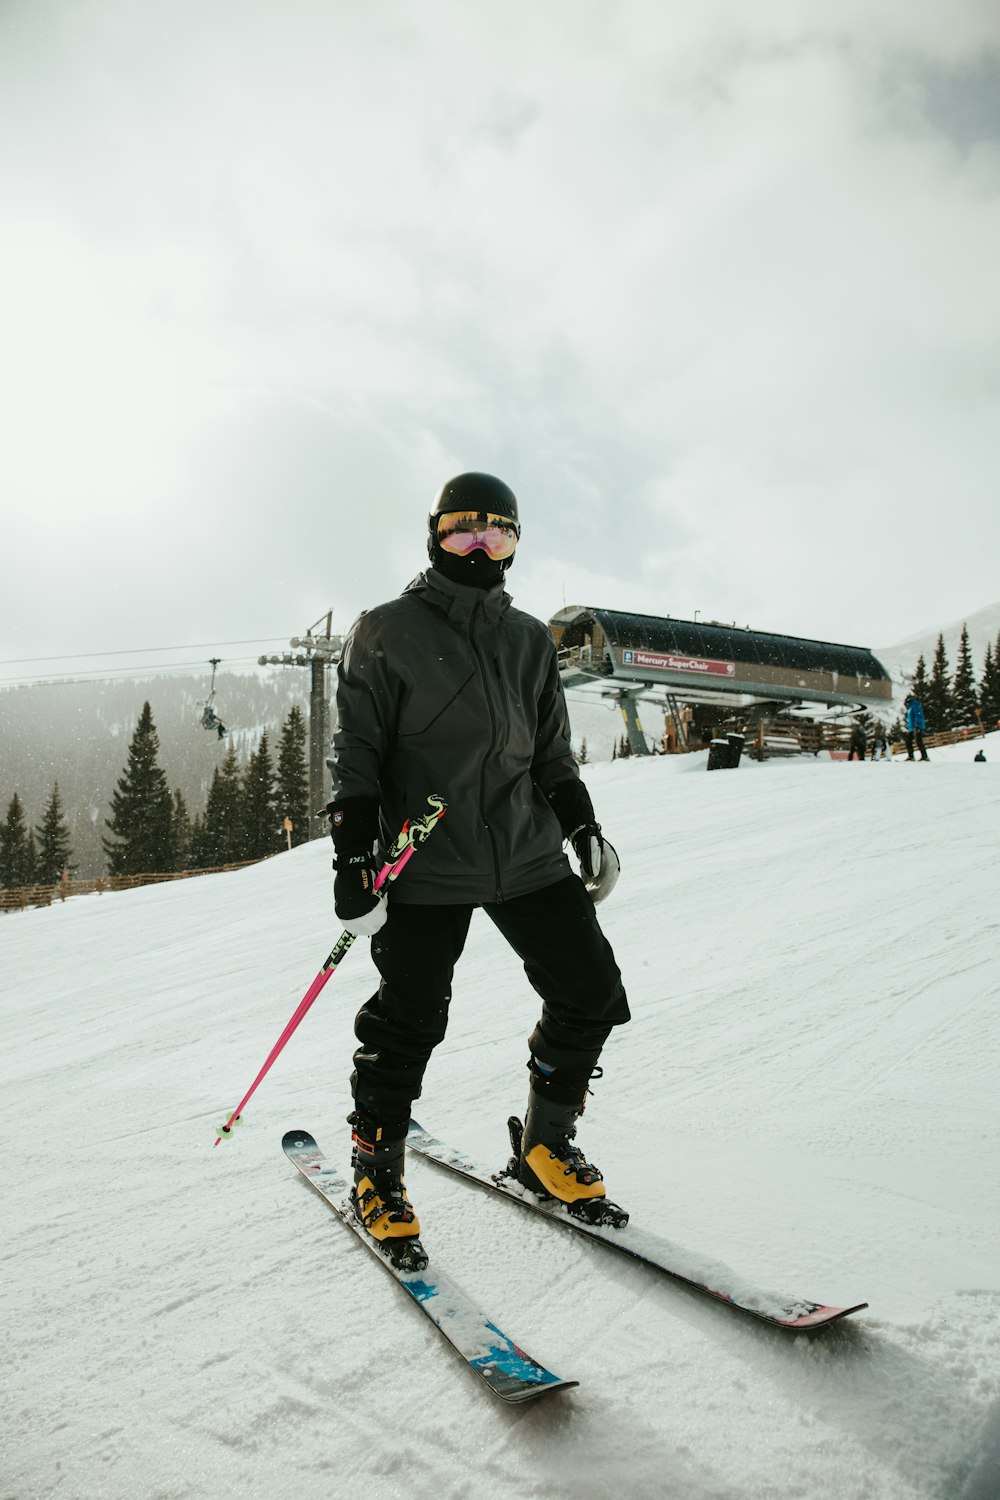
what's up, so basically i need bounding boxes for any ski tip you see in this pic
[498,1377,580,1404]
[282,1128,319,1152]
[782,1301,869,1329]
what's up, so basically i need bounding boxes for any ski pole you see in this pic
[214,794,446,1145]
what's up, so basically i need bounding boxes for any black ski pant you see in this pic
[351,873,629,1127]
[905,730,929,760]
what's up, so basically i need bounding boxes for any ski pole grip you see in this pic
[376,794,447,889]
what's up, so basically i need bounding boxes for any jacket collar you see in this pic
[405,568,510,625]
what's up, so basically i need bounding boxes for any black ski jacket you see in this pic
[328,568,578,904]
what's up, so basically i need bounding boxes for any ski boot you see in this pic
[507,1081,628,1229]
[349,1111,428,1272]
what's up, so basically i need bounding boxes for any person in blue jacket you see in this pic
[904,695,930,761]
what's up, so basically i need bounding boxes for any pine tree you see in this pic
[576,737,589,765]
[198,745,244,867]
[275,705,309,848]
[980,642,1000,732]
[241,732,277,860]
[978,642,993,724]
[35,783,74,884]
[951,625,978,729]
[923,635,952,732]
[189,812,208,869]
[103,702,176,875]
[0,793,34,888]
[911,653,930,707]
[172,789,193,871]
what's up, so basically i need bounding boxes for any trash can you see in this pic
[707,739,731,771]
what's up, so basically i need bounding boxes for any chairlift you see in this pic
[199,658,228,740]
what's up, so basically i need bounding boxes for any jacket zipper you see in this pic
[493,656,511,751]
[469,604,503,902]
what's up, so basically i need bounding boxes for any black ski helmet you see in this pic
[430,472,519,525]
[427,472,520,567]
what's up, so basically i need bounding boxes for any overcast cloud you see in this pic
[1,0,999,683]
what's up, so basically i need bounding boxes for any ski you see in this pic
[282,1130,578,1404]
[407,1122,868,1332]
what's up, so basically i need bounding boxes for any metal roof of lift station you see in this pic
[549,605,893,715]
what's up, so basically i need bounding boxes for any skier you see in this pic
[200,705,227,740]
[847,723,866,761]
[904,695,930,761]
[870,730,891,761]
[326,473,628,1266]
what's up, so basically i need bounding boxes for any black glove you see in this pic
[571,826,621,904]
[546,779,621,904]
[546,777,597,839]
[328,797,387,935]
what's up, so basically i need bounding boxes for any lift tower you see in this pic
[259,611,342,840]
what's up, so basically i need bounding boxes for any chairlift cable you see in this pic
[0,636,288,667]
[0,655,262,688]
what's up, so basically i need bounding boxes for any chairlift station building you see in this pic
[548,606,893,754]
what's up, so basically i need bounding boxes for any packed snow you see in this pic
[3,736,999,1500]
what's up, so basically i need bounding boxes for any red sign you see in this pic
[621,649,735,678]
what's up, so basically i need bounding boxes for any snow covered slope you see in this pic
[3,745,999,1500]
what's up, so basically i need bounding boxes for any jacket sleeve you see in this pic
[328,612,396,803]
[530,636,581,795]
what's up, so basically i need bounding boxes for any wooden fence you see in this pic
[890,724,990,756]
[749,720,989,761]
[0,859,265,914]
[748,721,856,760]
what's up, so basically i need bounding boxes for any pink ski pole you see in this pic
[214,795,446,1145]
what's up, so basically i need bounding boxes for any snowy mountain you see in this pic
[874,598,1000,691]
[4,739,998,1499]
[0,671,308,876]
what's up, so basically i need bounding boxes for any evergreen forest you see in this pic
[0,671,316,884]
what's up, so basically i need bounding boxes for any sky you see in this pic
[1,0,999,688]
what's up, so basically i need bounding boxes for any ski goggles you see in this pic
[436,510,519,561]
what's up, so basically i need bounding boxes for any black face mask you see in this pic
[432,546,508,590]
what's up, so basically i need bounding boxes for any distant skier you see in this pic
[326,473,628,1268]
[847,723,866,761]
[870,730,891,761]
[904,695,930,761]
[201,706,227,741]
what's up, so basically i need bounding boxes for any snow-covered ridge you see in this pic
[875,598,1000,687]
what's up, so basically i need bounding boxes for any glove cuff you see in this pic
[545,778,596,839]
[566,821,601,843]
